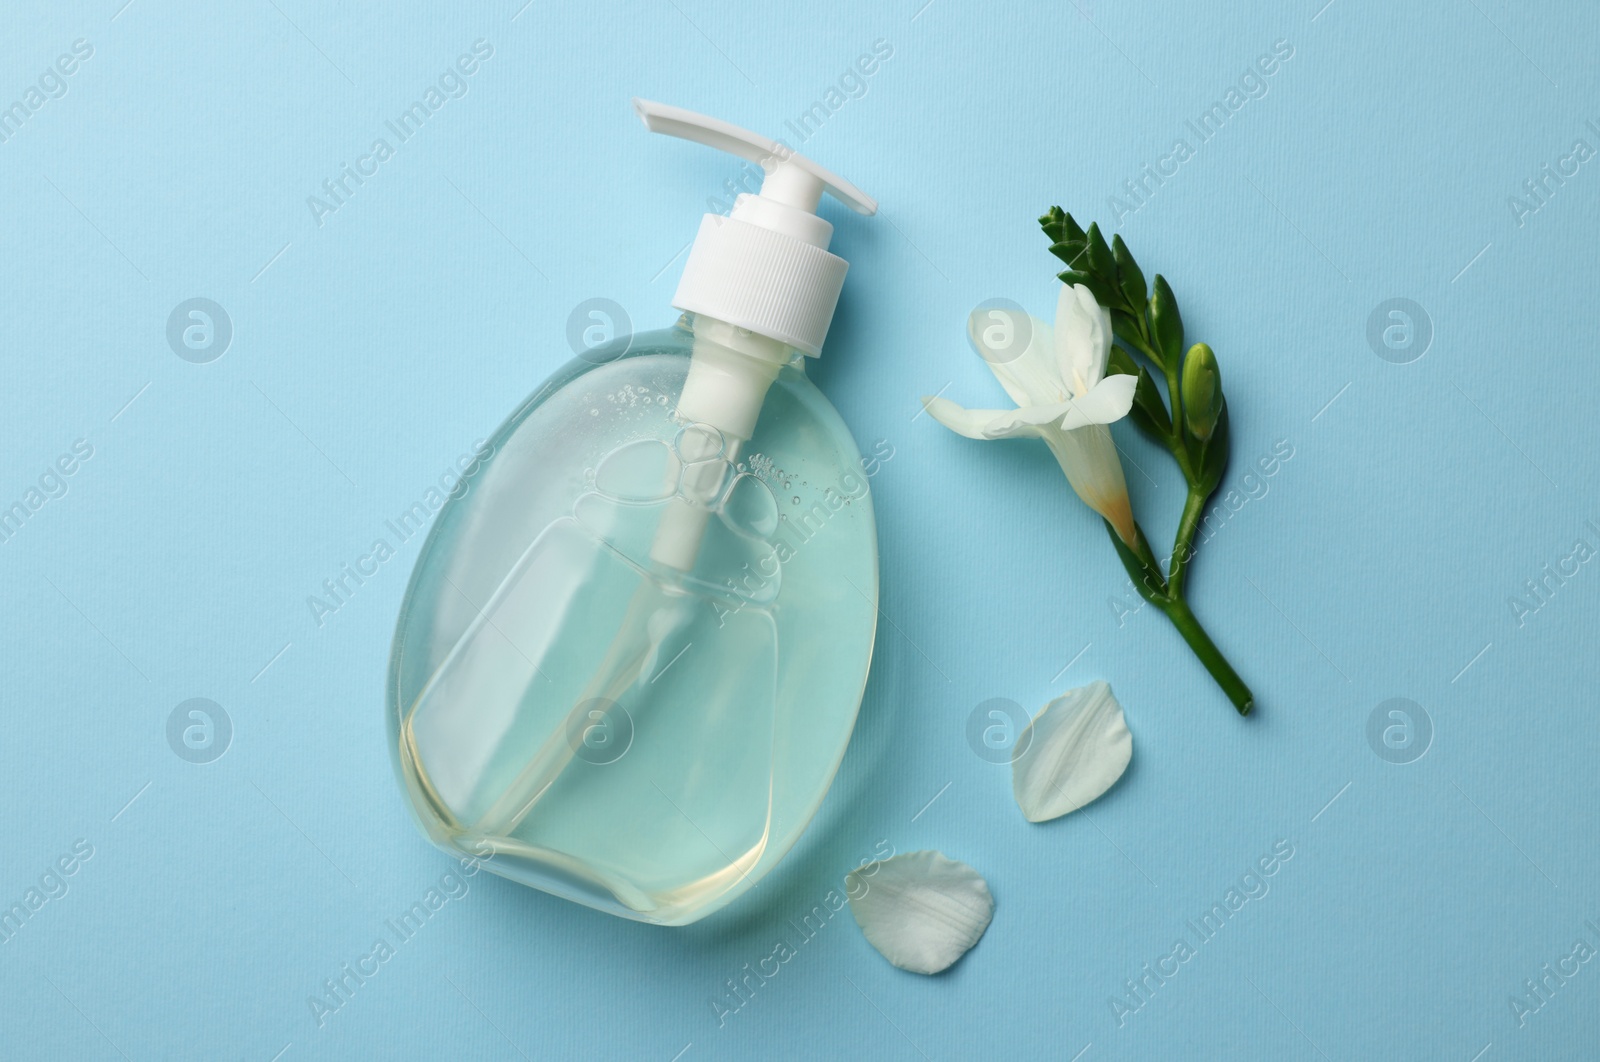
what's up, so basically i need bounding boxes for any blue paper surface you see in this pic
[3,1,1597,1058]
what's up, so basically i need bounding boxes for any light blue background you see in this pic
[3,0,1597,1058]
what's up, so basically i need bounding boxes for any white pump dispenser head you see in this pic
[634,98,876,358]
[634,100,875,572]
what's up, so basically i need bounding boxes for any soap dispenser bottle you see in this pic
[386,100,880,925]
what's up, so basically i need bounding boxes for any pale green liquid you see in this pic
[387,321,877,925]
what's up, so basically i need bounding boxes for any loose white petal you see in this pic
[1011,680,1132,823]
[846,851,994,975]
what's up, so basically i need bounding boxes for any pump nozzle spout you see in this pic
[633,98,876,216]
[635,98,875,359]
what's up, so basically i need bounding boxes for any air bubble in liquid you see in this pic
[721,474,779,538]
[594,439,680,502]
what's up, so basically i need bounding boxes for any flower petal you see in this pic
[923,396,1078,440]
[920,396,996,439]
[968,309,1065,407]
[1011,681,1132,823]
[1040,422,1136,545]
[846,851,994,975]
[1058,373,1136,430]
[1053,283,1113,395]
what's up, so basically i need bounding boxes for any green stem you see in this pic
[1161,362,1185,449]
[1120,326,1197,481]
[1122,329,1165,375]
[1131,306,1187,447]
[1106,520,1253,716]
[1157,595,1254,716]
[1109,313,1249,715]
[1166,484,1209,599]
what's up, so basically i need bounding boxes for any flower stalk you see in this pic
[1042,207,1254,715]
[1107,508,1253,714]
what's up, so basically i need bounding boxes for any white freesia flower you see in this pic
[1011,680,1132,823]
[846,851,993,975]
[923,283,1139,545]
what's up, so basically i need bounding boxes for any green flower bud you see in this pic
[1181,343,1223,442]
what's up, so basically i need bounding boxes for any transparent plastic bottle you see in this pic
[385,102,880,925]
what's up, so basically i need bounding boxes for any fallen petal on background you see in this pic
[845,851,994,975]
[1011,680,1132,823]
